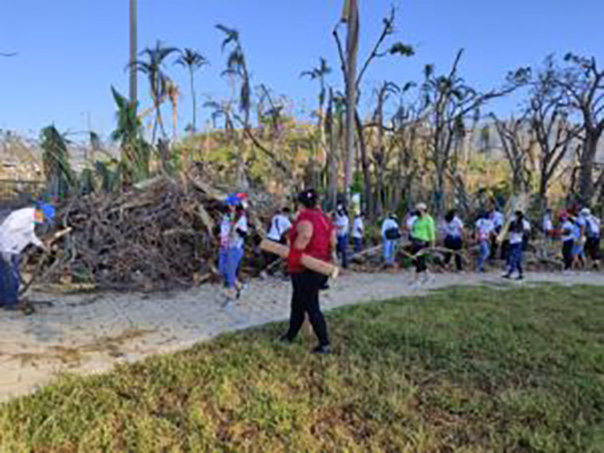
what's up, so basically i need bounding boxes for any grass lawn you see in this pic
[1,285,603,452]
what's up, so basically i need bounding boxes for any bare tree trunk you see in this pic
[343,0,359,199]
[578,134,599,204]
[355,111,372,219]
[190,68,197,136]
[129,0,137,112]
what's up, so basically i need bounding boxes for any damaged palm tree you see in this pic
[110,87,150,186]
[40,125,75,199]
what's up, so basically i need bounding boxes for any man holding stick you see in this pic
[280,189,335,354]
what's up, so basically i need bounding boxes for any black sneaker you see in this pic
[311,344,332,355]
[502,274,512,279]
[516,275,524,281]
[279,335,293,344]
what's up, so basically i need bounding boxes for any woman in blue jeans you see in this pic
[504,211,530,280]
[475,213,494,273]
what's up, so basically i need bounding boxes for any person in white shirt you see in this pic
[560,212,577,271]
[406,210,418,241]
[443,209,465,271]
[267,208,292,244]
[542,209,554,236]
[381,214,400,266]
[582,208,601,270]
[334,205,350,269]
[503,210,531,280]
[540,209,554,258]
[475,213,494,273]
[0,204,53,310]
[220,203,248,302]
[264,207,292,276]
[352,213,365,253]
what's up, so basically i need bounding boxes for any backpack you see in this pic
[586,216,601,237]
[385,227,402,240]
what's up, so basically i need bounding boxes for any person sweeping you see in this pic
[0,203,54,312]
[280,189,335,354]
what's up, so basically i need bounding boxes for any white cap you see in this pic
[416,203,427,212]
[581,208,590,216]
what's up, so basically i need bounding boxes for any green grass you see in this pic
[1,285,603,452]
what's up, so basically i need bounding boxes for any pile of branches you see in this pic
[27,175,268,291]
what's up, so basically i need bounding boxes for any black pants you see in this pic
[444,236,463,271]
[285,271,330,346]
[586,237,601,261]
[563,240,574,270]
[412,240,429,273]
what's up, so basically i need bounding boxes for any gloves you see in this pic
[288,248,303,268]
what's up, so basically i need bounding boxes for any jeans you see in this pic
[222,247,244,289]
[507,242,523,276]
[444,236,463,271]
[0,254,20,307]
[353,237,363,254]
[218,248,228,281]
[478,241,490,272]
[285,271,330,346]
[336,235,349,269]
[383,239,396,264]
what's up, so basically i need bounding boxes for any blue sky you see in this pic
[1,0,603,139]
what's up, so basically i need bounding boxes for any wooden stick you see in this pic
[260,240,339,279]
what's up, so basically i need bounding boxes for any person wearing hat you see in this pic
[281,189,335,354]
[581,208,601,270]
[410,203,436,283]
[0,203,54,311]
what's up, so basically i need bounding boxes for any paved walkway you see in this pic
[0,270,603,402]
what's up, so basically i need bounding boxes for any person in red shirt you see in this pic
[281,189,336,354]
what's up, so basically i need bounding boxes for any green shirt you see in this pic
[412,215,436,242]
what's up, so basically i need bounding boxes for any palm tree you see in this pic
[40,126,75,198]
[132,41,179,143]
[301,58,331,164]
[301,58,331,115]
[110,86,150,185]
[176,49,208,134]
[216,25,251,126]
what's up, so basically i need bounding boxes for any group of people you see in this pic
[381,204,601,281]
[259,198,602,289]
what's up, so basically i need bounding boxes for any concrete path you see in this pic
[0,270,602,402]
